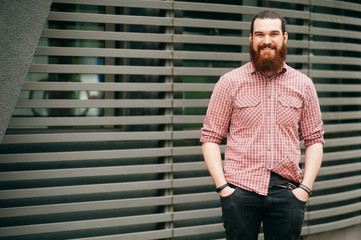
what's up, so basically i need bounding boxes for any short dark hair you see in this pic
[250,10,286,35]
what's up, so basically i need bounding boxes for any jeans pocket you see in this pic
[220,186,237,200]
[288,188,307,204]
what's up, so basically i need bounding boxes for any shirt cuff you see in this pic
[304,138,325,148]
[200,135,222,144]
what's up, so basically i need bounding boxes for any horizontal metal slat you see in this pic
[53,0,172,10]
[323,123,361,133]
[41,29,172,42]
[174,208,221,221]
[15,99,172,108]
[174,51,249,61]
[48,11,172,26]
[322,111,361,120]
[22,81,172,92]
[173,161,206,172]
[308,189,361,206]
[173,223,224,237]
[175,17,249,30]
[0,164,172,181]
[173,192,218,204]
[174,34,248,46]
[318,162,361,176]
[2,131,172,144]
[173,115,205,124]
[323,149,361,162]
[173,83,214,92]
[86,229,172,240]
[314,175,361,191]
[310,41,361,52]
[173,146,202,156]
[0,147,172,163]
[173,130,201,139]
[319,97,361,106]
[174,2,309,20]
[310,56,361,66]
[307,202,361,220]
[305,215,361,235]
[310,12,361,26]
[315,84,361,92]
[29,64,172,75]
[35,46,172,59]
[8,116,172,127]
[310,27,361,40]
[310,70,361,79]
[310,0,361,12]
[173,99,209,107]
[173,176,212,188]
[0,213,172,237]
[322,136,361,148]
[0,196,172,218]
[0,180,172,200]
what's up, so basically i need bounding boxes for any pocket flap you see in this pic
[234,96,261,108]
[279,96,302,109]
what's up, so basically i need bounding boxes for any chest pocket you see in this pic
[277,96,303,127]
[233,96,262,128]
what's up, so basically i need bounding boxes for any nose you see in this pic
[263,35,271,45]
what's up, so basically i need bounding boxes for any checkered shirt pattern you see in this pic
[200,62,325,196]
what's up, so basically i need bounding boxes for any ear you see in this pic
[249,33,253,43]
[283,32,288,43]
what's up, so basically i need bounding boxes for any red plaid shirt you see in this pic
[201,62,325,196]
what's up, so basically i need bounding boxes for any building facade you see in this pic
[0,0,360,239]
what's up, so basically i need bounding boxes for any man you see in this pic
[200,10,325,240]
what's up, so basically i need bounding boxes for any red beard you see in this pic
[249,41,287,75]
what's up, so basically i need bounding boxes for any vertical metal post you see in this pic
[165,1,174,238]
[104,6,116,128]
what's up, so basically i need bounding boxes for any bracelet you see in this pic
[216,183,229,193]
[299,184,312,196]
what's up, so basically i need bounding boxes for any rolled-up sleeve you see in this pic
[299,81,325,148]
[200,76,233,144]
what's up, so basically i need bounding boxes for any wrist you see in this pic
[216,183,229,193]
[299,183,312,196]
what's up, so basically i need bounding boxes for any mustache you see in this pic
[258,43,277,50]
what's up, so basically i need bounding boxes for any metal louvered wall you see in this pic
[0,0,360,239]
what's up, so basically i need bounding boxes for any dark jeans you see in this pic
[220,185,306,240]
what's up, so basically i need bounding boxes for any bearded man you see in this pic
[200,10,325,240]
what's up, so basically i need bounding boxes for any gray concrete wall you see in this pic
[0,0,52,143]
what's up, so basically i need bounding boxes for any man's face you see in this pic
[250,18,288,58]
[249,18,288,75]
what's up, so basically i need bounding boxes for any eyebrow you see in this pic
[254,30,281,34]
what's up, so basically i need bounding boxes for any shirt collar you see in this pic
[250,62,287,76]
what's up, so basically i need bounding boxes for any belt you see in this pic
[269,182,298,190]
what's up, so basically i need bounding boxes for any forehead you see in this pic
[253,18,282,33]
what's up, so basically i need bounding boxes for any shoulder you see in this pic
[220,62,253,85]
[284,64,314,86]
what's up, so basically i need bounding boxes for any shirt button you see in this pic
[268,148,271,151]
[268,112,271,115]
